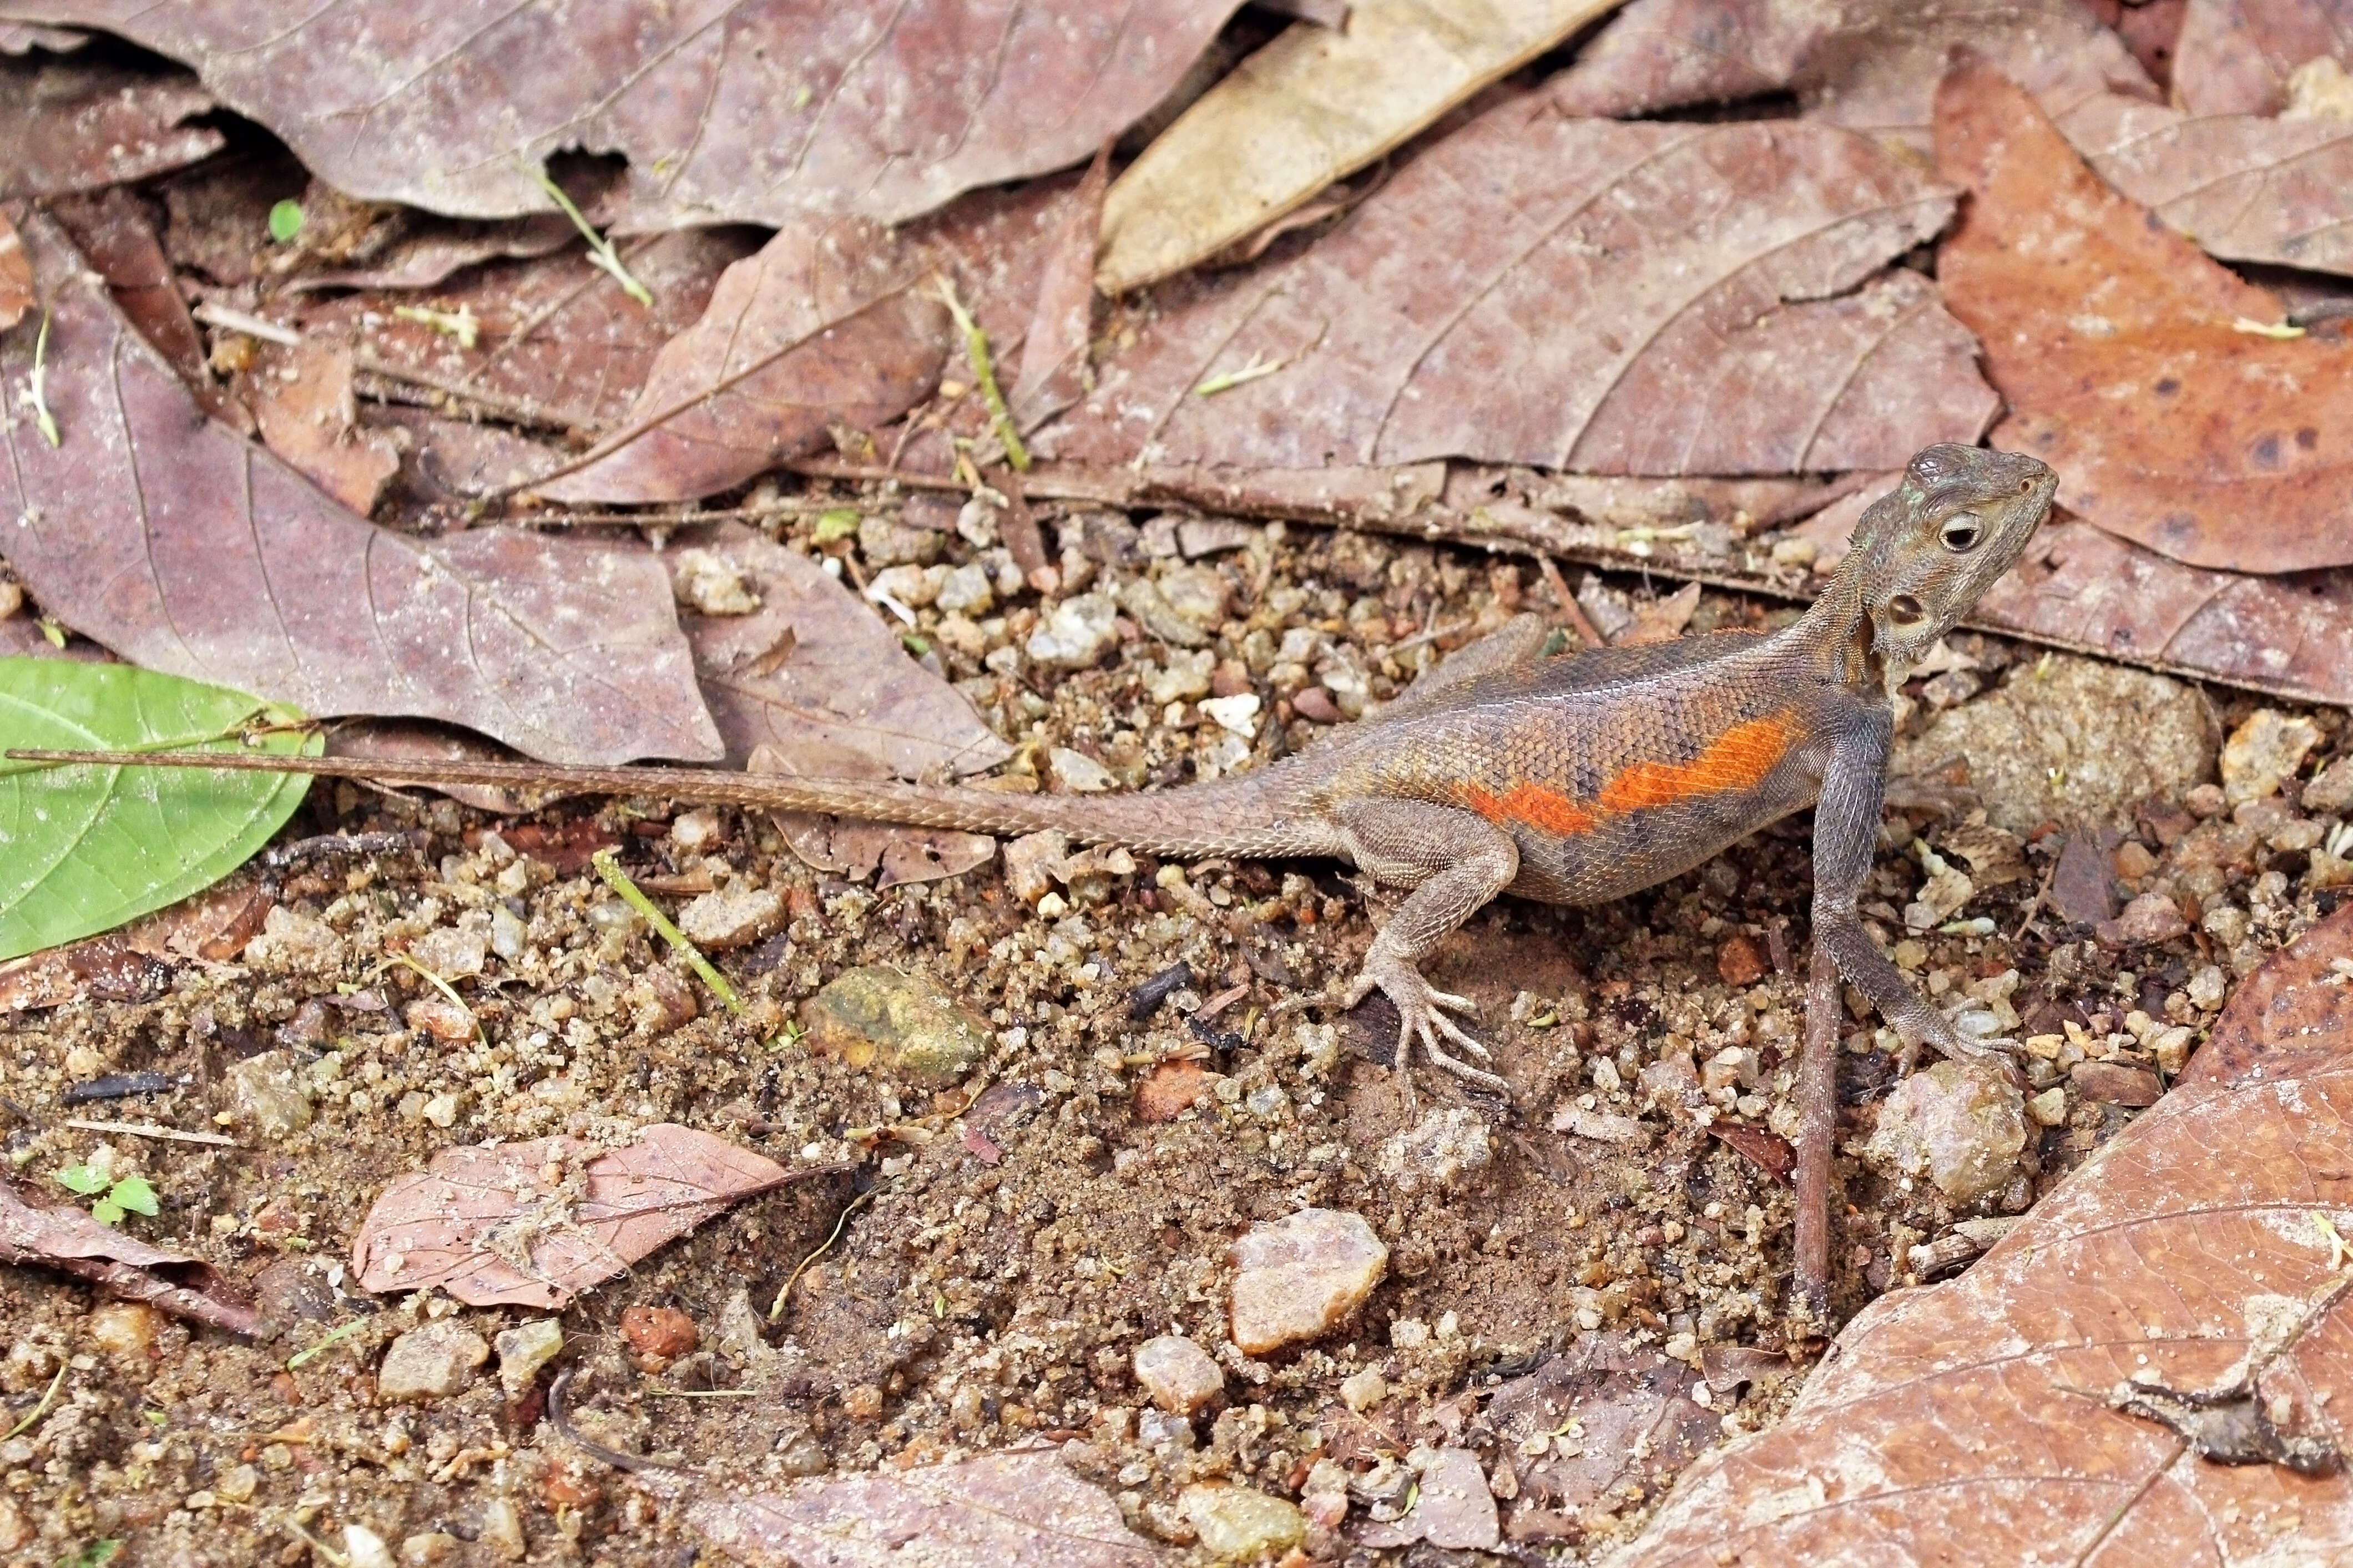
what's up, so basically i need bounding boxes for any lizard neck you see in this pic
[1784,559,1879,691]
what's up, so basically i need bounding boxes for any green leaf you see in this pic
[90,1196,124,1226]
[54,1164,109,1196]
[108,1176,159,1217]
[267,199,305,243]
[0,659,317,960]
[66,1540,124,1568]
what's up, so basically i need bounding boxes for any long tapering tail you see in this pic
[4,747,1327,860]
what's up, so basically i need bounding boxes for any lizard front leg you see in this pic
[1811,710,2015,1073]
[1332,798,1519,1107]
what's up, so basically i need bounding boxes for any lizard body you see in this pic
[13,444,2057,1108]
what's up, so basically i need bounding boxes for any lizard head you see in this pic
[1846,444,2056,667]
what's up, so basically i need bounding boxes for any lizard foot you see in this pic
[1906,1006,2028,1085]
[1341,960,1509,1106]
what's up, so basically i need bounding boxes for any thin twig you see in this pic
[351,350,584,434]
[1536,554,1610,649]
[63,1119,238,1149]
[769,1178,890,1321]
[936,275,1029,471]
[191,301,302,347]
[2,1363,65,1441]
[1789,938,1840,1338]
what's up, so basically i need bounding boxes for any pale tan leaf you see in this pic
[351,1125,805,1309]
[248,341,402,517]
[1615,904,2353,1566]
[2173,0,2353,115]
[1096,0,1628,294]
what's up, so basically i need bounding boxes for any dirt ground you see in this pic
[1,502,2328,1566]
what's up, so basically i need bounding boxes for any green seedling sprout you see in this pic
[935,276,1028,471]
[267,200,305,244]
[529,166,652,307]
[1194,354,1285,396]
[55,1164,158,1227]
[590,849,742,1013]
[285,1318,367,1370]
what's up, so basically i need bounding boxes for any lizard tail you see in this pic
[3,747,1325,860]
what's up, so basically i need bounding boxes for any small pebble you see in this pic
[1229,1209,1388,1355]
[1048,747,1115,793]
[1026,593,1118,669]
[1339,1368,1387,1412]
[799,965,989,1086]
[2221,709,2321,805]
[480,1498,527,1560]
[1133,1334,1224,1415]
[1865,1061,2027,1205]
[1716,932,1768,985]
[2072,1060,2164,1107]
[494,1319,563,1397]
[1292,686,1342,724]
[344,1525,395,1568]
[377,1322,490,1403]
[406,997,476,1043]
[620,1304,698,1364]
[1199,693,1263,737]
[676,886,784,950]
[87,1302,160,1357]
[400,1534,460,1565]
[1176,1483,1306,1562]
[1374,1109,1492,1196]
[225,1051,315,1136]
[671,548,763,615]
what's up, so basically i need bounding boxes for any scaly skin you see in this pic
[13,444,2058,1111]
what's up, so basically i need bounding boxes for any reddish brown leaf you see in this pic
[0,52,221,198]
[0,1,1241,231]
[310,228,760,436]
[668,524,1010,778]
[325,720,582,816]
[282,214,580,295]
[248,340,402,515]
[0,878,269,1011]
[685,1450,1161,1568]
[1618,904,2353,1565]
[0,206,28,331]
[0,1178,259,1335]
[2173,0,2353,114]
[1487,1334,1723,1524]
[2059,90,2353,277]
[1,211,721,766]
[350,1125,804,1309]
[1935,62,2353,573]
[1042,104,1990,475]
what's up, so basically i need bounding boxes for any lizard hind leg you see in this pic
[1332,799,1522,1106]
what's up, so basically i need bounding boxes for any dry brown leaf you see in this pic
[0,1,1239,232]
[1548,0,2154,142]
[350,1125,804,1309]
[1049,105,1990,474]
[0,211,722,766]
[0,51,222,198]
[539,179,1091,505]
[2059,89,2353,276]
[282,215,580,296]
[1936,62,2353,573]
[2173,0,2353,114]
[0,206,27,331]
[1617,581,1703,645]
[1486,1334,1723,1534]
[1097,0,1625,294]
[323,720,580,816]
[685,1449,1162,1568]
[0,1179,260,1335]
[665,523,1010,779]
[307,229,759,437]
[0,20,77,50]
[1006,147,1110,437]
[1616,904,2353,1565]
[248,340,402,516]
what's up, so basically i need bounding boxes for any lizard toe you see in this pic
[1418,1030,1510,1094]
[1427,1009,1495,1063]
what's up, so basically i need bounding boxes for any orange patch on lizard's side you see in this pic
[1596,714,1796,814]
[1452,712,1797,837]
[1456,782,1600,836]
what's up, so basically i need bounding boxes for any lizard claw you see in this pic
[1342,959,1509,1105]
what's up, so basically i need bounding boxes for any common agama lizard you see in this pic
[17,442,2056,1323]
[19,443,2054,1094]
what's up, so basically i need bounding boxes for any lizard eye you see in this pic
[1888,593,1925,624]
[1940,516,1982,552]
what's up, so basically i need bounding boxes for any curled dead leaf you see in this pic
[351,1124,817,1309]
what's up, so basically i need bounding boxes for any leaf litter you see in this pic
[0,0,1244,231]
[1936,60,2353,573]
[1617,901,2353,1564]
[1046,104,1992,473]
[1,210,724,766]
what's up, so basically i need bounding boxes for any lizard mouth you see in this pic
[1887,593,1925,625]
